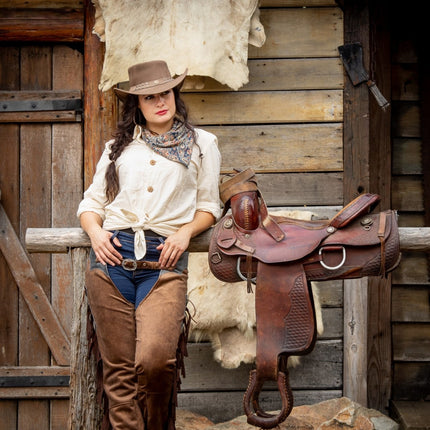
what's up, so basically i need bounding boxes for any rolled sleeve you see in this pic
[196,132,222,221]
[76,141,112,220]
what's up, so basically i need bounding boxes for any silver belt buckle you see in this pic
[122,258,137,271]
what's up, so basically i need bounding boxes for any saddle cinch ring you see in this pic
[318,245,346,271]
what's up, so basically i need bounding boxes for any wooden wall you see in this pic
[1,0,427,428]
[0,44,83,429]
[389,8,430,403]
[177,0,345,421]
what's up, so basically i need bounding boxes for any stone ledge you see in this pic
[177,397,400,430]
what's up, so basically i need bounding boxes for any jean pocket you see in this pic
[174,251,189,274]
[89,248,110,277]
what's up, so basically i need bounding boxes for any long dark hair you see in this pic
[104,87,194,203]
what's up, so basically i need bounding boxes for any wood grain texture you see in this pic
[184,90,343,125]
[204,123,343,173]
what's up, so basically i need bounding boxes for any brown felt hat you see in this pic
[114,60,187,101]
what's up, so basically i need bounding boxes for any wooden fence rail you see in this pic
[24,226,430,429]
[26,226,430,254]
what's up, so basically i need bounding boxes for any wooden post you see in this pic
[83,0,117,189]
[342,0,371,408]
[69,247,103,430]
[367,0,393,413]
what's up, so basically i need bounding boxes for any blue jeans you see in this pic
[107,230,165,308]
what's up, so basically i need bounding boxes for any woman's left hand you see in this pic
[156,210,216,269]
[156,228,191,269]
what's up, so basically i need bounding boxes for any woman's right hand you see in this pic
[80,212,123,266]
[89,227,123,266]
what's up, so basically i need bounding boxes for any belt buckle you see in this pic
[122,258,137,271]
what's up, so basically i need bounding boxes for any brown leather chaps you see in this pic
[85,267,188,430]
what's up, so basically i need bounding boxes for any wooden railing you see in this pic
[24,226,430,429]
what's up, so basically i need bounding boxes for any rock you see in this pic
[176,408,214,429]
[178,397,400,430]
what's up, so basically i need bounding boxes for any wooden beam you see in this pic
[0,8,84,42]
[367,0,393,413]
[83,0,117,189]
[0,387,69,399]
[0,203,71,366]
[342,0,370,408]
[0,111,81,123]
[25,226,430,254]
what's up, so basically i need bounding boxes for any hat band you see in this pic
[130,77,173,91]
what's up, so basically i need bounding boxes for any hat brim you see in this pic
[114,69,187,102]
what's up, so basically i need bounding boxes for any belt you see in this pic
[121,258,160,271]
[120,228,162,237]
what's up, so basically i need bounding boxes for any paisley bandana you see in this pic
[141,120,194,167]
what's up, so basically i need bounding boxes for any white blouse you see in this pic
[77,125,222,259]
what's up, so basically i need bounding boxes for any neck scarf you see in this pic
[140,120,194,167]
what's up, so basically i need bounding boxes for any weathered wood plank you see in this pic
[261,0,337,6]
[0,8,84,42]
[0,387,69,399]
[392,252,429,285]
[343,278,368,406]
[391,400,430,430]
[182,340,342,391]
[397,213,425,228]
[393,323,430,361]
[392,176,424,212]
[0,111,81,123]
[392,286,430,323]
[249,7,343,58]
[183,58,344,92]
[392,364,430,401]
[0,0,82,7]
[204,123,343,173]
[0,44,20,429]
[52,45,83,344]
[51,399,70,430]
[392,102,421,138]
[392,138,422,175]
[391,64,419,102]
[0,90,81,103]
[184,90,343,125]
[19,45,52,430]
[258,172,344,206]
[0,204,71,366]
[0,367,69,377]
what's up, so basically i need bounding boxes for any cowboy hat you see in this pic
[114,60,187,101]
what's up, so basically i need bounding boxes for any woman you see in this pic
[77,60,221,430]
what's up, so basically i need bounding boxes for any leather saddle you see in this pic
[208,168,401,429]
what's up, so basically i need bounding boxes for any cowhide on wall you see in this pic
[92,0,266,91]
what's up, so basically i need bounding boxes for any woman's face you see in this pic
[138,89,176,134]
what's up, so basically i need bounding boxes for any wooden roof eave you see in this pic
[0,7,84,42]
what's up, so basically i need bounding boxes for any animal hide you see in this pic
[92,0,266,91]
[187,210,324,369]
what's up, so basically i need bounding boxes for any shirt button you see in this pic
[147,186,154,193]
[150,159,156,165]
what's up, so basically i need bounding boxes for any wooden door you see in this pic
[0,43,83,430]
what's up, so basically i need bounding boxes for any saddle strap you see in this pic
[243,261,317,428]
